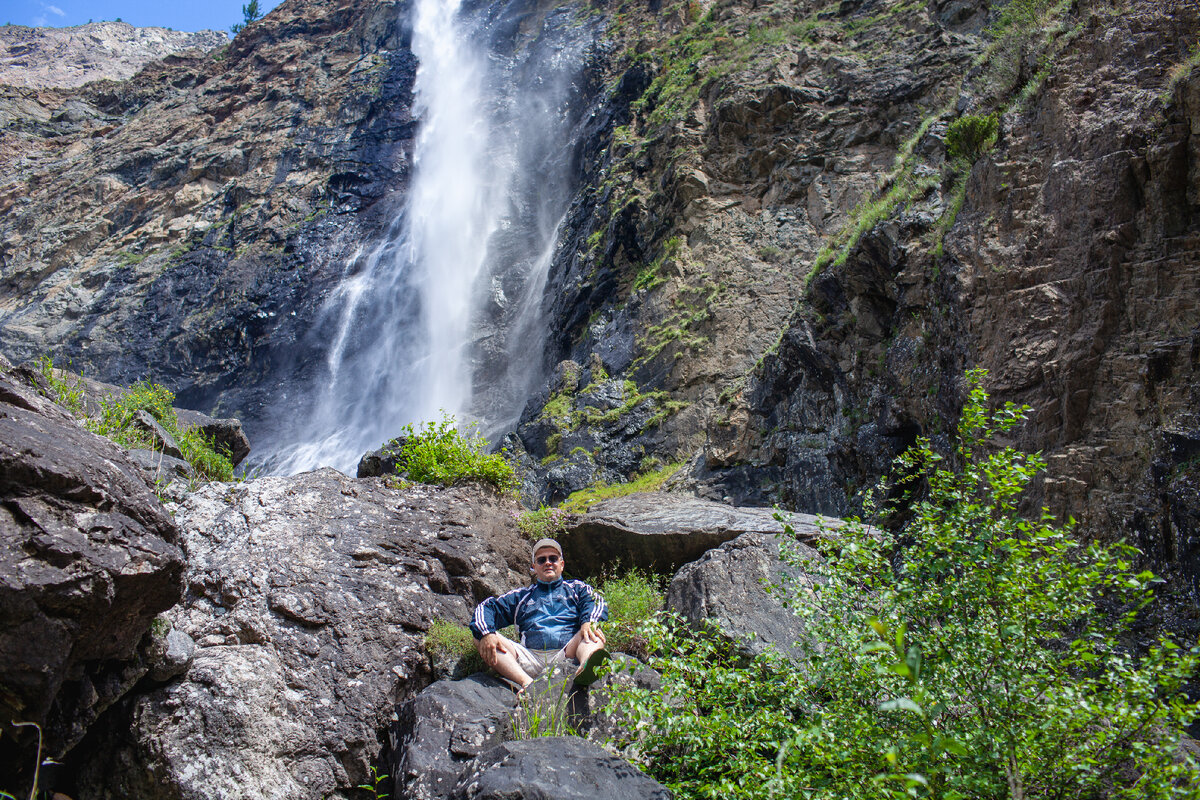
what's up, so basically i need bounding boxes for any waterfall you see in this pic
[253,0,594,475]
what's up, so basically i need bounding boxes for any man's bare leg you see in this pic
[564,628,607,677]
[477,634,534,690]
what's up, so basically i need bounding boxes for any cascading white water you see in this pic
[254,0,593,475]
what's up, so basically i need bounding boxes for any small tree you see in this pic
[609,370,1200,799]
[230,0,263,36]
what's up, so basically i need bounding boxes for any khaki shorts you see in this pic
[506,638,568,680]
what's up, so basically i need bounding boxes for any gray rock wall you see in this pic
[0,369,183,780]
[71,473,530,800]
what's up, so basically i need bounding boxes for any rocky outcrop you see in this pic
[730,0,1200,621]
[390,659,667,800]
[451,738,671,800]
[69,473,530,800]
[0,22,226,89]
[518,0,985,500]
[560,490,829,575]
[0,368,183,780]
[667,531,820,660]
[390,675,517,800]
[0,0,418,430]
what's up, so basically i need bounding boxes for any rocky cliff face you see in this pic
[0,0,416,424]
[1,0,1198,610]
[512,0,1200,622]
[0,22,227,89]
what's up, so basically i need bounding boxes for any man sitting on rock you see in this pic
[469,538,610,692]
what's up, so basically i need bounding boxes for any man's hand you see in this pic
[478,633,509,668]
[580,621,606,645]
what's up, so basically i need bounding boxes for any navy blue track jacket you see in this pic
[469,577,608,651]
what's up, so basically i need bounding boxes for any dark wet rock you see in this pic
[390,674,517,800]
[667,531,822,659]
[450,737,671,800]
[70,473,530,800]
[0,370,183,778]
[132,409,184,459]
[174,408,252,468]
[390,652,660,800]
[560,490,828,575]
[356,435,409,478]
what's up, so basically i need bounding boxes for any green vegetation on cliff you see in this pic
[608,373,1200,799]
[396,414,518,493]
[36,357,234,482]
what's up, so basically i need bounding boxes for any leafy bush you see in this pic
[946,113,1000,162]
[608,371,1200,799]
[597,570,664,660]
[88,381,233,481]
[516,505,573,540]
[397,414,518,493]
[36,357,233,482]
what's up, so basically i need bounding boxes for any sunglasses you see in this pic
[535,554,560,565]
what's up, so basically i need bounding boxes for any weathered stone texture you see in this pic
[561,490,828,575]
[451,738,671,800]
[0,369,183,776]
[0,22,226,89]
[71,473,530,800]
[667,530,819,660]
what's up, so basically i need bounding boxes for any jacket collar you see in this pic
[534,576,563,589]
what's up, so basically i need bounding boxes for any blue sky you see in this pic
[1,0,284,32]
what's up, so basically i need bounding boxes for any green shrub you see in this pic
[37,358,233,482]
[517,505,573,540]
[397,414,518,493]
[87,381,234,482]
[608,370,1200,799]
[424,618,516,672]
[426,618,484,664]
[946,113,1000,162]
[36,355,87,416]
[598,570,663,659]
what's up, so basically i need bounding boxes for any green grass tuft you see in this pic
[561,462,684,514]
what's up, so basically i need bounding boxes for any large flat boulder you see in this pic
[71,473,530,800]
[667,531,822,659]
[451,737,671,799]
[0,371,184,777]
[559,490,830,575]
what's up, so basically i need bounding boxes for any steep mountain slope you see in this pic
[0,22,227,89]
[0,0,416,420]
[1,0,1198,610]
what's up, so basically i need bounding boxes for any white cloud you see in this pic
[32,15,47,25]
[46,5,65,16]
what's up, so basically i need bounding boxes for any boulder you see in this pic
[560,491,831,575]
[356,435,409,478]
[390,655,660,800]
[0,371,184,778]
[390,675,517,800]
[174,408,252,468]
[131,409,185,459]
[143,627,197,683]
[71,472,530,800]
[450,738,671,799]
[667,531,822,659]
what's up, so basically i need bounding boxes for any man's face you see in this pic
[533,546,564,582]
